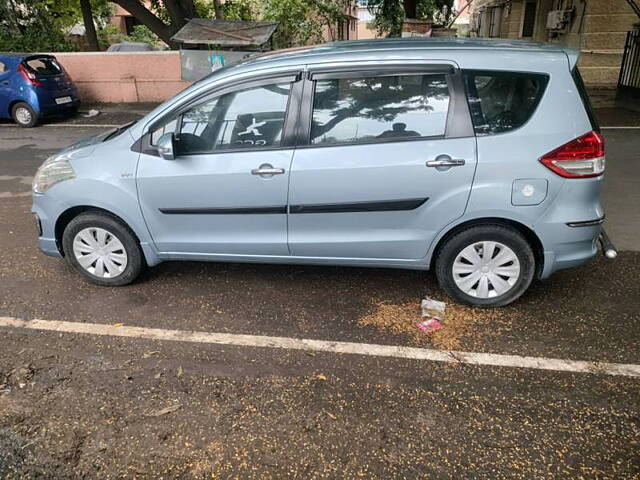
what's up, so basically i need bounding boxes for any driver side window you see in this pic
[150,81,292,155]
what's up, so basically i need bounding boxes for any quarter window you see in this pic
[310,74,450,145]
[463,71,548,135]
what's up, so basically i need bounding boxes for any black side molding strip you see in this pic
[160,198,429,215]
[160,206,287,215]
[290,198,428,214]
[566,216,605,227]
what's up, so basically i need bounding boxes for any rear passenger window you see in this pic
[310,74,450,145]
[463,71,548,135]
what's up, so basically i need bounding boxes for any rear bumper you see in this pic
[535,177,605,279]
[539,222,601,278]
[34,85,80,117]
[38,98,80,116]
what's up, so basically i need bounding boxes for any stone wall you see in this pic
[579,0,639,87]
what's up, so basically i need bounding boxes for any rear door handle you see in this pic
[426,156,466,168]
[251,164,285,176]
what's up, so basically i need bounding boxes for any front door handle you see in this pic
[251,164,285,176]
[426,156,466,168]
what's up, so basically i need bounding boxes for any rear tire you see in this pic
[11,102,38,128]
[62,212,144,286]
[435,225,535,307]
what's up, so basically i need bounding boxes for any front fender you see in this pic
[33,178,161,267]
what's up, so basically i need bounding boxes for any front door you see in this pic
[288,67,477,260]
[136,76,298,257]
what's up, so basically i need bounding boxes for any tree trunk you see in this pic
[80,0,100,51]
[111,0,179,46]
[164,0,186,26]
[213,0,224,19]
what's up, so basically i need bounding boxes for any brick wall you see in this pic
[53,51,191,103]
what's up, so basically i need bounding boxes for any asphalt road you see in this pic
[0,122,639,479]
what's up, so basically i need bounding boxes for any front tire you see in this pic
[11,102,38,128]
[62,212,144,286]
[435,225,535,307]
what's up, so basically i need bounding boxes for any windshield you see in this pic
[24,57,62,76]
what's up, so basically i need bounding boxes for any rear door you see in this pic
[288,64,477,260]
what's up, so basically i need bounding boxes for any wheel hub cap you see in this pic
[452,241,521,299]
[72,227,128,278]
[15,107,31,124]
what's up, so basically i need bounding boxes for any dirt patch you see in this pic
[359,298,505,350]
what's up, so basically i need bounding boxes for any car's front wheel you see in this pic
[11,102,38,128]
[62,212,144,286]
[435,225,535,307]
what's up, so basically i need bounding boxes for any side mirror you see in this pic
[156,132,176,160]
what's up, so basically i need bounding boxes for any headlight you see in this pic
[32,156,76,194]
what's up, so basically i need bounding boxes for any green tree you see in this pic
[368,0,454,37]
[127,25,161,45]
[262,0,352,49]
[0,0,114,52]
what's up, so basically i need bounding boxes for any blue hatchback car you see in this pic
[0,53,80,127]
[31,39,616,307]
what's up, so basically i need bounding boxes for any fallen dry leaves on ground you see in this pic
[359,298,505,350]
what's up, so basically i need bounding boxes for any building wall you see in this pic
[502,0,524,38]
[579,0,638,86]
[470,0,638,86]
[355,6,379,40]
[54,51,190,103]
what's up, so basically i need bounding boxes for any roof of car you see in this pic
[245,37,569,64]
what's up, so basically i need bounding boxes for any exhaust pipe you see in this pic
[599,229,618,259]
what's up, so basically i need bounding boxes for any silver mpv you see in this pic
[32,38,616,307]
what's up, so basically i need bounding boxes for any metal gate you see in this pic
[618,29,640,95]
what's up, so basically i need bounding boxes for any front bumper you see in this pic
[32,193,63,258]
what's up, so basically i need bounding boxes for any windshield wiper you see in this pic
[104,120,137,141]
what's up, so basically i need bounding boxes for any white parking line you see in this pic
[601,126,640,129]
[1,317,639,378]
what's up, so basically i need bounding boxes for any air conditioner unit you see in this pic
[546,9,571,30]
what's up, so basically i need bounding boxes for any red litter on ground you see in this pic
[416,318,443,335]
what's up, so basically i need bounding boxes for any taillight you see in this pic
[17,63,42,87]
[539,131,605,178]
[61,66,72,82]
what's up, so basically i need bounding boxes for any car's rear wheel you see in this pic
[11,102,38,128]
[435,225,535,307]
[62,212,144,286]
